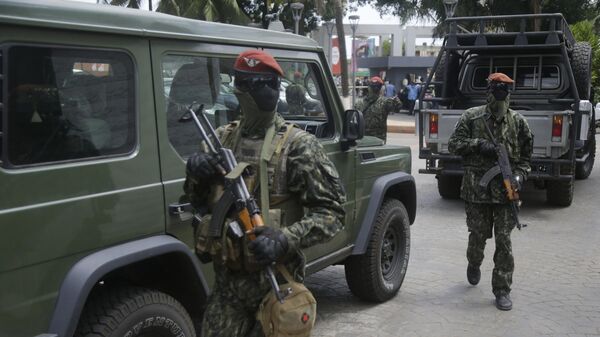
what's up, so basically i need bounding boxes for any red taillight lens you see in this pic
[552,115,562,141]
[429,113,438,138]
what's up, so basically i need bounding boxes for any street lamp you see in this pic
[349,14,360,108]
[291,2,305,35]
[323,20,336,69]
[443,0,459,19]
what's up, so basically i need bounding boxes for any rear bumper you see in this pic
[418,152,574,181]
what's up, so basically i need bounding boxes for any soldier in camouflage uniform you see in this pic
[448,72,533,311]
[355,76,393,143]
[184,50,346,336]
[285,71,307,115]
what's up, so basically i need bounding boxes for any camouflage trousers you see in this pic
[201,263,271,337]
[465,202,516,296]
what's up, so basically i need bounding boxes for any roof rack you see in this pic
[444,13,575,51]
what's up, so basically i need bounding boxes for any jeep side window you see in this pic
[540,66,560,89]
[4,45,135,167]
[162,55,236,159]
[471,56,560,91]
[162,56,332,159]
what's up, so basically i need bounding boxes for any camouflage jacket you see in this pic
[356,95,392,142]
[184,114,346,274]
[448,105,533,204]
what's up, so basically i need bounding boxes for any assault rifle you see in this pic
[479,115,526,230]
[185,105,290,303]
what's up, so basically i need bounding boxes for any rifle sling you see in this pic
[260,124,277,226]
[225,162,251,180]
[479,165,502,188]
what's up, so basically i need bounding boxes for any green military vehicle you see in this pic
[0,1,417,336]
[418,14,596,206]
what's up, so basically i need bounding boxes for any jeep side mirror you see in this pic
[342,109,364,150]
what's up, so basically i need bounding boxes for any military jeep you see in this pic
[418,14,596,206]
[0,1,417,337]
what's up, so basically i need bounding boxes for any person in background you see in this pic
[384,80,396,98]
[406,79,421,115]
[355,76,393,143]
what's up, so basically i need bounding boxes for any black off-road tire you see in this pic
[345,199,410,302]
[546,177,575,207]
[437,175,462,199]
[571,42,592,100]
[75,287,196,337]
[575,128,596,179]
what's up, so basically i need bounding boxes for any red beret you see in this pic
[488,72,514,84]
[234,50,283,77]
[370,76,384,85]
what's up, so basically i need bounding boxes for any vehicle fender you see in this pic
[47,235,208,337]
[352,172,416,255]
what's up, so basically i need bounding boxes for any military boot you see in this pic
[467,264,480,285]
[495,294,512,311]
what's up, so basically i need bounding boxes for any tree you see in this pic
[355,0,599,33]
[382,39,391,56]
[156,0,250,24]
[571,19,600,100]
[105,0,142,9]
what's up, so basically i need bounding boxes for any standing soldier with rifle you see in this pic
[448,73,533,311]
[184,50,346,336]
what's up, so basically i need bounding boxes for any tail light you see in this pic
[552,115,562,142]
[429,113,438,139]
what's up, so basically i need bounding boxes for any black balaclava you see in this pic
[367,83,383,101]
[487,81,510,119]
[234,71,280,137]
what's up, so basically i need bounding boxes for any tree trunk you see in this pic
[532,0,541,31]
[334,0,349,97]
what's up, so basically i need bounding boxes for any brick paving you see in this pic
[306,133,600,337]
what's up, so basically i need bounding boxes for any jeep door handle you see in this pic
[168,202,193,215]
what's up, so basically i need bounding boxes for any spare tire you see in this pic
[571,42,592,100]
[434,51,460,106]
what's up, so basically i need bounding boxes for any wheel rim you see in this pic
[381,223,402,280]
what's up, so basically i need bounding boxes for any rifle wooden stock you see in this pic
[503,179,518,201]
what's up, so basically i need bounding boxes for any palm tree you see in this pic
[104,0,141,9]
[157,0,249,25]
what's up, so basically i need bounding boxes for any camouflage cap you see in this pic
[487,72,514,84]
[370,76,384,85]
[234,50,284,77]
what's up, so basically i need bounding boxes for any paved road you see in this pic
[306,133,600,337]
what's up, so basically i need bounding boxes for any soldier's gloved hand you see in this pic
[478,139,497,158]
[186,152,221,180]
[248,226,289,265]
[512,174,524,192]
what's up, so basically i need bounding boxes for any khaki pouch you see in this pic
[257,265,316,337]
